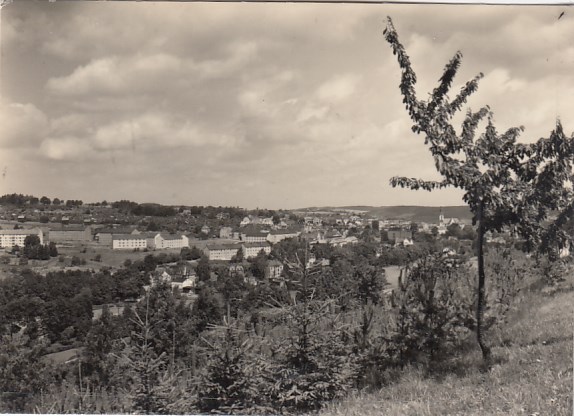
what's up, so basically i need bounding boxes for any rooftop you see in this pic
[0,228,42,235]
[207,243,242,251]
[112,234,147,241]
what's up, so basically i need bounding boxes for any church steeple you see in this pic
[439,207,445,225]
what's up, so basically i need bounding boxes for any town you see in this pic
[0,193,484,285]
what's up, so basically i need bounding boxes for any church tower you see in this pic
[439,208,445,225]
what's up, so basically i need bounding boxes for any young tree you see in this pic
[384,17,574,361]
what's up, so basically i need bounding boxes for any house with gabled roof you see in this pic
[265,260,284,279]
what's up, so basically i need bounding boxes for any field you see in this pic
[319,276,574,416]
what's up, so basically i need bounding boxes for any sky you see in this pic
[1,2,573,209]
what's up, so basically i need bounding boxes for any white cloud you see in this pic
[46,43,260,98]
[317,74,360,103]
[37,112,242,162]
[0,101,48,148]
[39,136,93,161]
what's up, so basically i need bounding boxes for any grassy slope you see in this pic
[320,282,574,416]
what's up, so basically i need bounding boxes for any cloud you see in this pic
[46,43,260,98]
[39,136,94,161]
[317,74,360,103]
[37,112,241,161]
[0,101,48,148]
[90,113,238,151]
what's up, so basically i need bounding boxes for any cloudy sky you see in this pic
[1,2,573,209]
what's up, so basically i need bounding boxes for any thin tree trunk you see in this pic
[477,200,492,362]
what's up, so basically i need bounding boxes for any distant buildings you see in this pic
[387,228,413,244]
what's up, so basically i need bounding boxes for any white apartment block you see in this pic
[241,231,269,243]
[112,234,148,250]
[267,230,300,244]
[0,228,44,248]
[206,244,241,261]
[242,242,271,259]
[153,233,189,250]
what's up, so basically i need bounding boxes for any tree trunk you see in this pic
[477,201,492,362]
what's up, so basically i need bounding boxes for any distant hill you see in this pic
[297,206,473,223]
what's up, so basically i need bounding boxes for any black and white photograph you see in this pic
[1,1,573,414]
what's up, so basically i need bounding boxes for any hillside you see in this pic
[319,278,574,416]
[299,206,474,223]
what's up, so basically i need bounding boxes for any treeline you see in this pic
[0,194,80,207]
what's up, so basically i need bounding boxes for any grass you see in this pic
[319,277,574,416]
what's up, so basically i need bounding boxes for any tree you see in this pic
[197,317,270,414]
[384,17,574,361]
[0,335,55,412]
[52,198,61,205]
[196,255,211,281]
[192,286,224,333]
[40,196,51,205]
[446,223,463,239]
[249,250,268,280]
[272,214,281,225]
